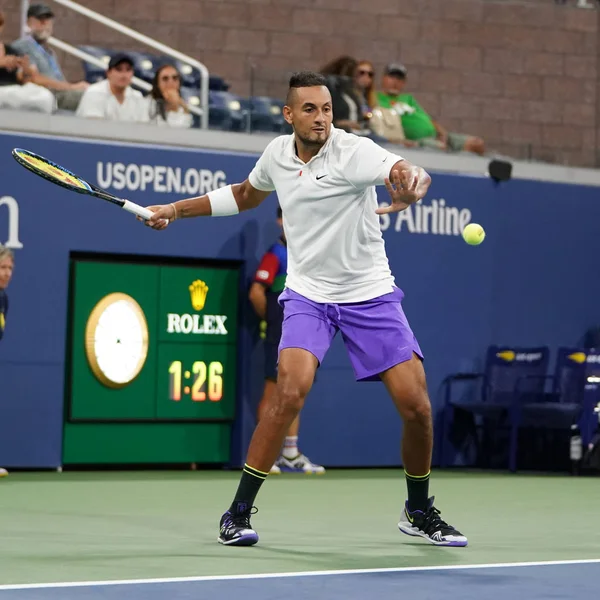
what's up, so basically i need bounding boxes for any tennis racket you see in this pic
[12,148,154,221]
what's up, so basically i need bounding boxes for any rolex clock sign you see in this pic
[63,252,241,466]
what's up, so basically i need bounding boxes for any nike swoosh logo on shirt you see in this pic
[316,174,327,180]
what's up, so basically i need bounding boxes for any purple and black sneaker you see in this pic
[218,504,259,546]
[398,496,468,547]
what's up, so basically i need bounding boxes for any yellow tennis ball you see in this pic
[462,223,485,245]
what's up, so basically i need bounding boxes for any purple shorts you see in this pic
[278,287,423,382]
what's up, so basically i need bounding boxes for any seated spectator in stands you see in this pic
[148,64,192,128]
[354,59,411,147]
[0,10,55,113]
[11,4,88,111]
[320,56,376,138]
[76,53,149,123]
[376,63,485,155]
[354,59,377,112]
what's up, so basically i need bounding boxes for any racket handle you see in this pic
[122,200,154,220]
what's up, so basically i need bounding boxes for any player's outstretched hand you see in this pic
[138,205,175,230]
[376,166,431,214]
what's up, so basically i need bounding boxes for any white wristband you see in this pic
[208,185,239,216]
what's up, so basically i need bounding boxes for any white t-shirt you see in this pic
[147,98,193,128]
[248,126,403,303]
[76,80,149,123]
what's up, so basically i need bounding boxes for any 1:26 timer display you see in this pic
[168,360,224,402]
[156,343,236,420]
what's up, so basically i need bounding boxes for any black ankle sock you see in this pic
[230,464,268,513]
[405,470,430,513]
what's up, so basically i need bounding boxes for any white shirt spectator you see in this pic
[76,79,149,122]
[248,126,403,303]
[147,98,192,128]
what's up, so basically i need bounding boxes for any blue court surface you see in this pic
[1,560,599,600]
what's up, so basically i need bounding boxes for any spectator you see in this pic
[354,59,410,146]
[148,64,192,128]
[319,55,374,137]
[354,59,377,112]
[11,4,88,111]
[0,244,14,478]
[0,10,55,113]
[76,53,149,123]
[376,63,485,155]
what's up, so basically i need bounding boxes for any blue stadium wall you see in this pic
[2,131,600,469]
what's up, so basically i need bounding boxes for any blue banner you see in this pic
[2,131,600,468]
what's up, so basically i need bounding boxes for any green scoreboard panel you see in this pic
[62,252,241,465]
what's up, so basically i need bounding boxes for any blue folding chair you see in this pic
[441,346,550,469]
[582,349,600,447]
[509,347,587,472]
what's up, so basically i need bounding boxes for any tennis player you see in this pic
[144,71,467,548]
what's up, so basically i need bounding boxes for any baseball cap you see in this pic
[108,52,134,70]
[27,4,54,19]
[384,63,408,78]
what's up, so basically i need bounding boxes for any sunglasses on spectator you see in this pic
[358,69,374,77]
[160,74,180,82]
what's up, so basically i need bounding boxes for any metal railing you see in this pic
[48,37,151,93]
[21,0,209,128]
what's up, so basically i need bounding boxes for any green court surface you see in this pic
[0,470,598,586]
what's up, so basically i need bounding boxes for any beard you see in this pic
[294,128,328,149]
[32,30,51,43]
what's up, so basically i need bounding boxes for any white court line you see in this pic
[1,558,599,591]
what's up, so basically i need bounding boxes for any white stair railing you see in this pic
[21,0,209,128]
[49,38,152,93]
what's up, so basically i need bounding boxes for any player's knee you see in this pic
[277,379,308,414]
[276,370,309,416]
[279,388,304,415]
[399,393,432,424]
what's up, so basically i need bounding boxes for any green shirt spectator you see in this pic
[376,91,437,140]
[376,63,485,156]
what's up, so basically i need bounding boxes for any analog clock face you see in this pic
[85,292,149,389]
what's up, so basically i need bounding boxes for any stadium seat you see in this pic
[239,96,287,133]
[440,346,550,470]
[510,347,600,471]
[179,86,201,128]
[123,50,157,87]
[208,90,244,131]
[79,45,113,84]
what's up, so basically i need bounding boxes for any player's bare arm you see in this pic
[376,160,432,215]
[143,179,271,230]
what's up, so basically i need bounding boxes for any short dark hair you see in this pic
[289,71,327,89]
[286,71,327,105]
[276,205,282,219]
